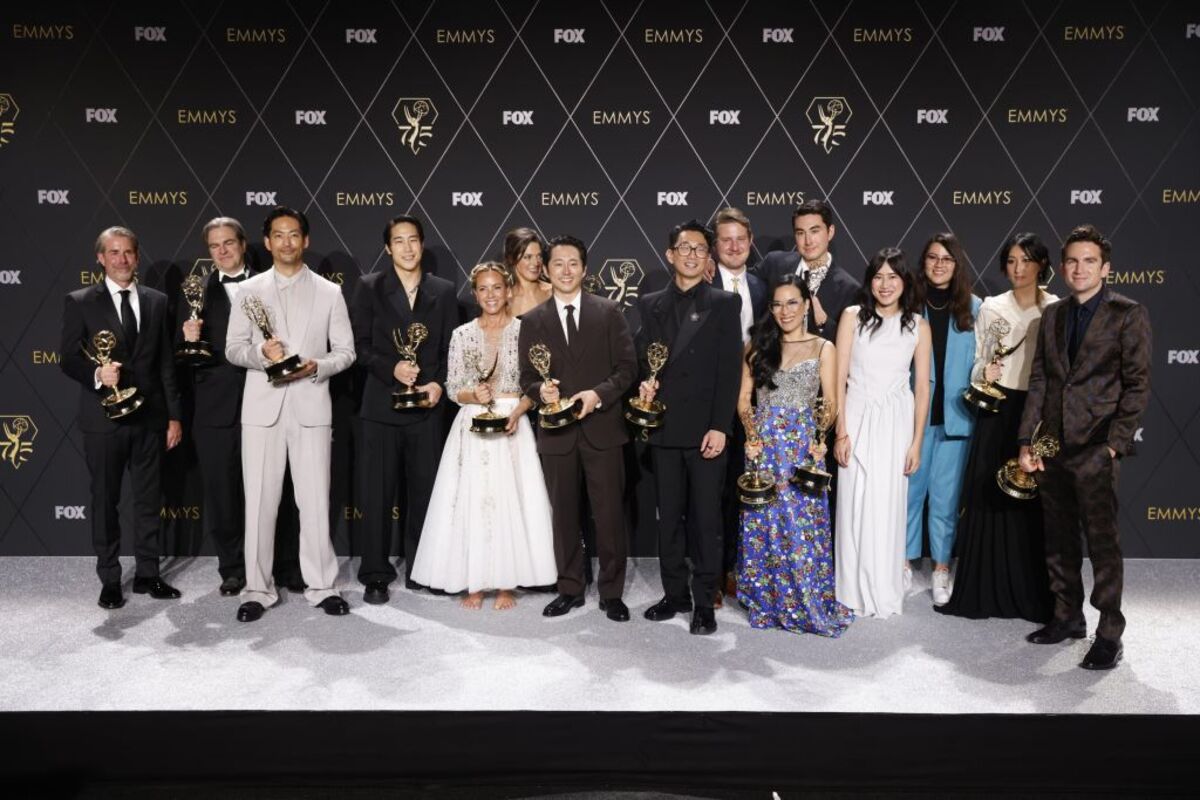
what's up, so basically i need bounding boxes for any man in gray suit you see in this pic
[225,207,356,622]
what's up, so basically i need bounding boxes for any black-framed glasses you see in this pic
[924,253,956,265]
[769,299,804,312]
[672,242,710,257]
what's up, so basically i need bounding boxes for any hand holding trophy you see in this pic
[790,396,836,494]
[241,295,305,385]
[468,347,507,434]
[737,407,777,506]
[82,330,145,419]
[997,422,1061,500]
[392,323,430,410]
[625,341,669,431]
[528,343,578,429]
[176,270,214,364]
[963,318,1019,413]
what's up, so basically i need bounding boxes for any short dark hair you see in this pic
[546,234,588,267]
[1061,223,1111,264]
[999,232,1051,284]
[383,214,425,246]
[667,219,714,249]
[262,206,310,238]
[791,198,834,229]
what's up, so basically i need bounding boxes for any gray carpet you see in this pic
[0,557,1195,714]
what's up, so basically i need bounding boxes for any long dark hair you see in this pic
[746,275,811,390]
[857,247,919,336]
[918,232,974,332]
[998,231,1052,284]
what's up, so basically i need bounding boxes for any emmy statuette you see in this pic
[625,341,669,431]
[737,407,777,506]
[240,295,304,385]
[528,343,579,429]
[790,396,836,494]
[468,348,508,434]
[82,330,145,419]
[175,272,214,364]
[996,423,1061,500]
[963,318,1020,413]
[392,323,431,410]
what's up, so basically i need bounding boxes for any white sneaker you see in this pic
[903,562,913,593]
[932,569,951,606]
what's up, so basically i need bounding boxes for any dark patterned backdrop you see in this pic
[1,0,1197,558]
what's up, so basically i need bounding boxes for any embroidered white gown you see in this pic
[835,310,918,618]
[409,318,557,593]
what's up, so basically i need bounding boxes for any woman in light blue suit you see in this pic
[906,233,980,606]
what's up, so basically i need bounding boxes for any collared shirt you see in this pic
[104,276,141,327]
[553,291,582,345]
[273,264,309,329]
[218,266,250,302]
[718,265,753,344]
[1067,289,1104,365]
[971,290,1058,391]
[666,280,700,344]
[794,253,833,295]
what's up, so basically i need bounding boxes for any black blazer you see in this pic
[61,283,182,433]
[634,282,743,447]
[758,252,861,341]
[352,268,459,426]
[518,291,637,455]
[174,269,261,428]
[712,268,767,331]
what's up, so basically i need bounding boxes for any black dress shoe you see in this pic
[318,596,350,616]
[542,593,584,617]
[643,596,693,622]
[219,576,246,597]
[1080,636,1123,670]
[133,577,181,599]
[237,601,265,622]
[363,581,390,605]
[1026,619,1087,645]
[599,598,630,622]
[405,577,428,592]
[690,607,717,636]
[98,583,125,610]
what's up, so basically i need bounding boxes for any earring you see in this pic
[801,309,808,336]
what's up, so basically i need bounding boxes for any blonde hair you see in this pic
[469,260,513,289]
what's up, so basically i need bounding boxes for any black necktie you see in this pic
[119,289,138,352]
[221,273,247,284]
[1068,305,1087,365]
[565,304,580,353]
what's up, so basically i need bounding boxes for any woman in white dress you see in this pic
[410,262,558,610]
[833,248,932,618]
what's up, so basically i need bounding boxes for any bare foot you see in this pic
[493,590,516,611]
[461,591,484,610]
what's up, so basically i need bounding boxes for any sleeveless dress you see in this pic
[737,353,854,637]
[835,312,918,618]
[409,318,557,593]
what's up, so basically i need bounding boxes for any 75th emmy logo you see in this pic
[392,97,438,155]
[0,93,18,148]
[0,415,37,470]
[598,259,644,310]
[806,96,851,154]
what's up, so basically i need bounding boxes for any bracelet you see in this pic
[835,434,849,442]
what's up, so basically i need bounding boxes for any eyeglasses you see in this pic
[672,242,711,258]
[924,254,956,265]
[769,299,804,312]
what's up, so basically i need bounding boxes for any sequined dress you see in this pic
[410,318,557,593]
[737,355,854,637]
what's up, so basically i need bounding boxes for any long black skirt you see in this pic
[936,388,1052,622]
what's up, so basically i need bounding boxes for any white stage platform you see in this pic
[1,556,1195,715]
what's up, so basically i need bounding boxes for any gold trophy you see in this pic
[737,407,777,506]
[963,318,1019,413]
[240,295,305,385]
[175,270,214,364]
[997,422,1061,500]
[625,341,669,430]
[392,323,430,409]
[790,396,836,495]
[468,348,508,434]
[528,343,578,429]
[82,330,145,419]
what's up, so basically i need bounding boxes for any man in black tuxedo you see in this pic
[518,234,637,621]
[635,220,743,635]
[176,216,302,596]
[352,215,458,603]
[60,226,184,609]
[708,207,767,604]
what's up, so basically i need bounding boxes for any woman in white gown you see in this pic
[833,248,931,618]
[410,262,557,610]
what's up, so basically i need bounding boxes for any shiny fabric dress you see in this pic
[737,355,854,637]
[410,318,557,593]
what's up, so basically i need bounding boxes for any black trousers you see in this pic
[1039,443,1125,640]
[194,425,300,581]
[84,426,163,585]
[357,417,440,584]
[651,445,725,608]
[720,422,745,576]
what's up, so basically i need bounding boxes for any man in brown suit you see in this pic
[1019,224,1151,670]
[518,234,638,621]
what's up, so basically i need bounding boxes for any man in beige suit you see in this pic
[225,207,356,621]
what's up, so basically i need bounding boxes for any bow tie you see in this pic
[221,273,247,284]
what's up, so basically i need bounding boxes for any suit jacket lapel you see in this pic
[1053,300,1070,376]
[383,268,409,323]
[132,286,154,357]
[92,284,129,356]
[541,298,571,368]
[261,271,290,343]
[291,268,315,348]
[668,285,709,364]
[1070,291,1111,376]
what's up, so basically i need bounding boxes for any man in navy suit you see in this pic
[61,226,184,609]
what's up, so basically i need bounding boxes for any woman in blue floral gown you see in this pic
[736,275,853,637]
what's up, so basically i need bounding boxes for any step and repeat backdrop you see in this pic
[1,0,1197,558]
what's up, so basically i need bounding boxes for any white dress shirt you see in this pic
[104,276,141,327]
[717,265,754,344]
[218,266,250,302]
[554,291,582,346]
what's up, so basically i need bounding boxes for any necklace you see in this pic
[926,299,948,311]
